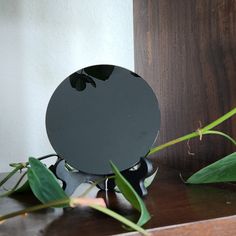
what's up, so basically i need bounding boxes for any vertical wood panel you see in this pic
[134,0,236,171]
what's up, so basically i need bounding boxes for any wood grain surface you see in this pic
[133,0,236,171]
[123,215,236,236]
[2,165,236,235]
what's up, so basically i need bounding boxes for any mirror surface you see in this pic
[46,65,160,175]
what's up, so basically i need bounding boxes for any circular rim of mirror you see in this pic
[46,64,160,175]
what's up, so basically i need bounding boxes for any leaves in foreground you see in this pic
[187,152,236,184]
[0,196,148,235]
[89,204,149,236]
[114,169,158,193]
[27,157,69,205]
[14,180,31,194]
[0,172,30,198]
[110,161,151,226]
[1,158,148,235]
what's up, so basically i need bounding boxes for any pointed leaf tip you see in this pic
[110,161,151,226]
[187,152,236,184]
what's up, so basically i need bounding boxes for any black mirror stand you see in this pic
[49,157,153,197]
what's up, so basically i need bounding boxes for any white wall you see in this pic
[0,0,134,171]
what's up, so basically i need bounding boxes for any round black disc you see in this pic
[46,65,160,175]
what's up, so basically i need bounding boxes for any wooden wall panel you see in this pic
[133,0,236,171]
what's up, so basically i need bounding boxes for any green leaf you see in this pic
[27,157,68,206]
[14,180,31,194]
[0,167,21,188]
[113,169,158,193]
[0,172,30,198]
[110,161,151,226]
[89,204,149,236]
[144,168,158,188]
[0,180,31,197]
[187,152,236,184]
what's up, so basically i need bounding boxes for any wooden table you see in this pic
[1,162,236,235]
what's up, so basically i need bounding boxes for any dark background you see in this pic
[134,0,236,171]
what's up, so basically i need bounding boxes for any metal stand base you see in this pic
[49,157,153,197]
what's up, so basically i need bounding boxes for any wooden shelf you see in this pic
[1,163,236,235]
[125,215,236,236]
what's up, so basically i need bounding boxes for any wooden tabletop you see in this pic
[1,161,236,236]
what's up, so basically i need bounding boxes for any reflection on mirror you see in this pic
[69,65,115,91]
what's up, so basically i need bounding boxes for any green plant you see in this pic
[0,107,235,235]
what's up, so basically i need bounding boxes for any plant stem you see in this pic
[148,107,236,156]
[0,198,70,222]
[0,166,22,188]
[0,172,27,198]
[204,130,236,146]
[202,108,236,132]
[89,204,149,236]
[80,176,115,197]
[1,154,58,189]
[148,131,199,155]
[9,154,58,168]
[80,179,105,197]
[0,198,148,235]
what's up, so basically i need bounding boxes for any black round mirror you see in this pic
[46,65,160,175]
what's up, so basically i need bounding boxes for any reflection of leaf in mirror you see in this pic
[85,76,96,87]
[84,65,114,81]
[69,73,96,91]
[130,71,140,78]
